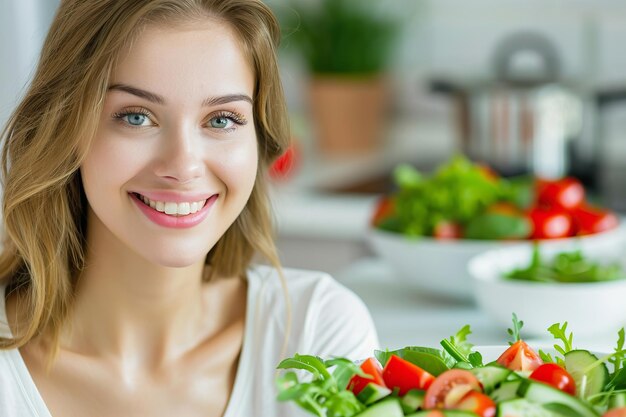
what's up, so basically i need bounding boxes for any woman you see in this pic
[0,1,378,416]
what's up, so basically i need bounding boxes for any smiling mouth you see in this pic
[132,193,209,217]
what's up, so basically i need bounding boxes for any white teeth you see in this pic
[137,194,207,216]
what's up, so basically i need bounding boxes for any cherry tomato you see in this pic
[456,391,496,417]
[536,177,585,210]
[424,369,481,409]
[571,205,619,236]
[382,355,435,396]
[433,220,463,239]
[603,407,626,417]
[530,363,576,396]
[371,196,395,227]
[496,340,543,372]
[528,207,574,239]
[347,357,385,395]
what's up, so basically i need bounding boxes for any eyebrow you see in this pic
[107,83,253,107]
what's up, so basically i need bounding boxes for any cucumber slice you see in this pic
[354,398,404,417]
[406,410,479,416]
[564,350,609,399]
[497,398,566,417]
[491,380,522,402]
[401,389,425,413]
[609,392,626,409]
[356,382,392,405]
[470,365,513,394]
[518,379,599,417]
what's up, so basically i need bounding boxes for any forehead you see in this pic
[110,21,255,103]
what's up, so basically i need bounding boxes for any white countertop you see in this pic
[335,256,620,353]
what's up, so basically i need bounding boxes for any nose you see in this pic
[154,125,204,184]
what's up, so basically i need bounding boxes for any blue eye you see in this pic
[112,109,155,128]
[126,113,148,126]
[210,116,233,129]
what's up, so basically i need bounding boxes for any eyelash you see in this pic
[210,110,248,132]
[111,108,248,132]
[112,107,154,129]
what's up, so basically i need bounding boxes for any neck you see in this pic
[65,212,245,372]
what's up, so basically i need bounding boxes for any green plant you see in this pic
[279,0,401,75]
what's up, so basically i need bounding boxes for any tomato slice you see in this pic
[571,205,619,236]
[603,407,626,417]
[528,207,574,239]
[382,355,435,396]
[433,220,463,239]
[371,196,395,227]
[529,363,576,396]
[455,391,496,417]
[536,177,585,210]
[347,357,385,395]
[496,340,543,372]
[424,369,482,409]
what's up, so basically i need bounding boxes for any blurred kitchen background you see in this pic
[2,0,626,277]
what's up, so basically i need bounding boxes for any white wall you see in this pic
[0,0,59,130]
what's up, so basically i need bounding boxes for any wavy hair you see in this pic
[0,0,290,359]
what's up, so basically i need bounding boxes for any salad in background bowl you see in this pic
[469,242,626,337]
[276,316,626,417]
[367,156,623,300]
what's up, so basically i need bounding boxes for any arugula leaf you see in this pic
[440,325,482,367]
[326,357,367,391]
[507,313,524,344]
[539,350,556,364]
[276,354,365,417]
[539,322,574,366]
[609,328,625,375]
[374,347,450,376]
[277,354,331,381]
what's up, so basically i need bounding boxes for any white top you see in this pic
[0,266,379,417]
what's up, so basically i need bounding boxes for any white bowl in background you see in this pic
[468,243,626,337]
[367,223,626,301]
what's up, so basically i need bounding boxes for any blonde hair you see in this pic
[0,0,290,358]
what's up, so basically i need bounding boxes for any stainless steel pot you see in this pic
[431,31,626,185]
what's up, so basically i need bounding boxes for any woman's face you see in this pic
[80,21,258,268]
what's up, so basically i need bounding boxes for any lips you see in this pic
[133,192,207,217]
[129,192,218,229]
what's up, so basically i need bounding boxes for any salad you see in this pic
[372,156,619,240]
[506,244,624,284]
[276,315,626,417]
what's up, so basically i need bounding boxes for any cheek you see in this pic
[80,137,144,201]
[216,140,258,195]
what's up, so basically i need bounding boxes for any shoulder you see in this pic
[247,265,366,319]
[247,265,379,360]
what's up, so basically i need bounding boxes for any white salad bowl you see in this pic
[468,242,626,337]
[367,223,626,301]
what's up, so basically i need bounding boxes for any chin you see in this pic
[141,246,210,269]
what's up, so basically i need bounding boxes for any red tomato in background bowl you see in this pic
[537,177,585,210]
[571,205,619,235]
[528,207,574,239]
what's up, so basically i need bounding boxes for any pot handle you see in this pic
[429,79,466,96]
[596,88,626,108]
[491,31,561,85]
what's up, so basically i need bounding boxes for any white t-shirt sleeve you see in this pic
[302,274,380,362]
